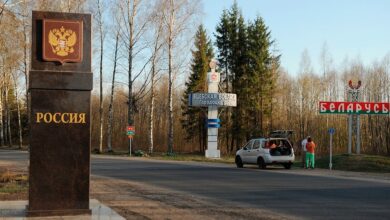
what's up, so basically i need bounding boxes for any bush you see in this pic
[134,150,144,157]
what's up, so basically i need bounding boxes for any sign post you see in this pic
[127,126,135,156]
[328,128,335,170]
[28,11,92,216]
[189,60,237,159]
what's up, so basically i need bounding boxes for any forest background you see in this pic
[0,0,389,157]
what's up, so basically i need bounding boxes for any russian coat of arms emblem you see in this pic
[48,26,77,57]
[43,19,83,64]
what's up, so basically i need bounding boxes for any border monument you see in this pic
[189,60,236,158]
[28,11,92,216]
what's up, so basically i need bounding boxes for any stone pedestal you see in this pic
[27,11,92,217]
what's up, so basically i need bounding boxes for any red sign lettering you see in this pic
[319,101,389,114]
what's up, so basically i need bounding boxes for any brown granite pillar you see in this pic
[27,11,92,217]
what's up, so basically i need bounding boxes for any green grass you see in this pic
[148,153,235,164]
[315,154,390,173]
[0,182,28,194]
[0,171,28,194]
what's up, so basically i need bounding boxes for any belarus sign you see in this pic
[43,19,83,64]
[189,93,237,107]
[319,101,389,114]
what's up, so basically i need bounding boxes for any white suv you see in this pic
[235,137,295,169]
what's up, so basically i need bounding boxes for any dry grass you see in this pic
[0,168,28,199]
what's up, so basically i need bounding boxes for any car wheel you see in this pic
[283,163,292,169]
[257,157,266,169]
[235,156,243,168]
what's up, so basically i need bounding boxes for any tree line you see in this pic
[0,0,389,157]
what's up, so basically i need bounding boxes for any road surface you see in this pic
[1,149,389,219]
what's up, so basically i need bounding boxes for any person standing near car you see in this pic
[305,137,316,169]
[301,136,309,168]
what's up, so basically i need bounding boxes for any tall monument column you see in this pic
[28,11,92,217]
[188,60,236,159]
[206,60,220,158]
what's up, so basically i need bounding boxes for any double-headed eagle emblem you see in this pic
[48,26,77,57]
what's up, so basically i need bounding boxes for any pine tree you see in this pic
[181,25,213,153]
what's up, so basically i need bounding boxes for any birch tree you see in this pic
[163,0,200,154]
[148,2,164,154]
[96,0,105,153]
[12,71,22,149]
[107,29,120,152]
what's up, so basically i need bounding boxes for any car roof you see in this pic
[249,137,288,141]
[269,130,293,138]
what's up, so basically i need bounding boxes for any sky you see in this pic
[202,0,390,75]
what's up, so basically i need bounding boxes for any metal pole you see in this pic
[356,115,360,154]
[347,89,352,155]
[348,114,352,154]
[329,133,333,170]
[356,90,361,154]
[129,138,132,157]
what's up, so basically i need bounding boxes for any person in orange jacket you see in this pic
[305,137,316,169]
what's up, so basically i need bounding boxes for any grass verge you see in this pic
[147,153,235,164]
[315,154,390,172]
[96,150,390,173]
[0,169,28,200]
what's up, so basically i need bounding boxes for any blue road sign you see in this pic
[207,118,221,123]
[208,123,221,128]
[328,128,335,135]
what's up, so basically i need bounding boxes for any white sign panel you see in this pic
[189,93,237,107]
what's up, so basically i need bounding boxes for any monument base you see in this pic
[205,149,220,159]
[26,208,91,217]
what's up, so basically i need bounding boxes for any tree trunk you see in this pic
[149,51,157,155]
[12,74,23,149]
[167,0,175,154]
[97,0,104,153]
[0,88,3,146]
[149,69,155,154]
[107,31,119,152]
[149,15,163,155]
[5,86,12,147]
[127,0,137,154]
[23,22,29,136]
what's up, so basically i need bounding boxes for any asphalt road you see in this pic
[1,150,390,219]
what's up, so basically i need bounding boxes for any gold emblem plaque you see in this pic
[43,19,83,64]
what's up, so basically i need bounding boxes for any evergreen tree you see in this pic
[246,16,280,137]
[215,9,233,152]
[215,1,250,151]
[181,25,213,153]
[215,9,230,92]
[227,3,249,148]
[215,2,280,150]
